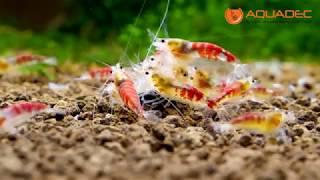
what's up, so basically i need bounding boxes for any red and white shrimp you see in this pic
[7,53,57,65]
[153,38,239,63]
[106,65,144,117]
[211,111,294,135]
[0,102,48,133]
[230,111,285,133]
[78,66,113,81]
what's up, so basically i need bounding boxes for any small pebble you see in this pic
[293,127,304,136]
[55,112,65,121]
[296,97,311,107]
[190,112,203,121]
[304,122,315,130]
[311,104,320,112]
[239,135,252,147]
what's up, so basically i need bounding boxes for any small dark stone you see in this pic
[76,112,93,121]
[190,112,203,121]
[7,134,17,141]
[69,107,81,116]
[316,125,320,132]
[98,119,110,125]
[77,101,86,110]
[15,94,31,101]
[296,98,311,107]
[305,122,315,130]
[97,101,110,113]
[293,127,304,136]
[55,112,65,121]
[152,127,166,141]
[269,75,275,80]
[303,83,313,90]
[297,112,317,122]
[239,135,252,147]
[311,104,320,112]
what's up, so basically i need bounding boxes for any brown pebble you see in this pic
[303,83,313,90]
[293,127,304,136]
[163,115,185,128]
[305,122,315,130]
[296,97,311,107]
[297,112,317,122]
[311,104,320,112]
[239,135,252,147]
[190,112,203,121]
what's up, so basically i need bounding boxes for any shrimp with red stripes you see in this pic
[7,53,57,65]
[151,73,207,106]
[211,111,294,135]
[229,111,286,133]
[78,66,113,81]
[103,65,144,117]
[247,84,284,101]
[0,102,49,133]
[153,38,239,63]
[207,79,252,109]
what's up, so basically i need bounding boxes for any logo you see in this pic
[225,8,244,25]
[225,7,312,25]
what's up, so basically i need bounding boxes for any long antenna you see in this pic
[119,0,148,63]
[144,0,170,60]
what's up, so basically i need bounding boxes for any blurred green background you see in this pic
[0,0,319,64]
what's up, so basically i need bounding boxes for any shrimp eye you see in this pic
[252,79,258,84]
[150,57,155,61]
[145,71,149,75]
[120,66,123,69]
[161,39,165,43]
[183,73,188,77]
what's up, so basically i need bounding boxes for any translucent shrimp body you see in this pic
[0,102,48,133]
[78,66,113,81]
[151,73,207,106]
[230,111,285,133]
[153,38,239,63]
[207,79,252,109]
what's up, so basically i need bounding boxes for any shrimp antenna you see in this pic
[162,96,186,120]
[163,23,170,38]
[119,0,148,62]
[93,59,112,67]
[144,0,170,59]
[147,29,156,41]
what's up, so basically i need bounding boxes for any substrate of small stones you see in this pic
[0,63,320,180]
